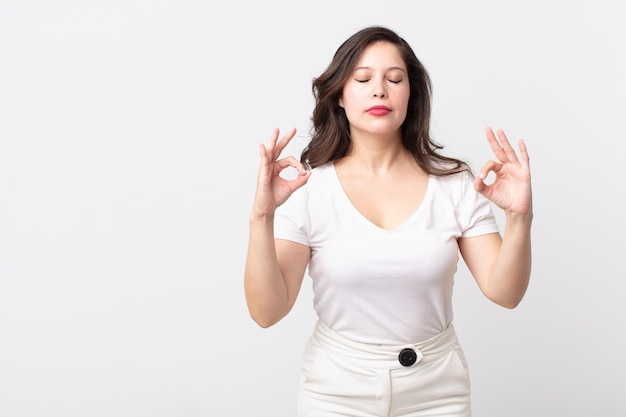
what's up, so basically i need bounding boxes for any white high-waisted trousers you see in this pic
[298,320,471,417]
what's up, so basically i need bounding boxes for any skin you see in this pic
[244,41,533,328]
[334,41,427,231]
[338,41,410,144]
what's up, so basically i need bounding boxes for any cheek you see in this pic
[398,91,410,112]
[341,88,355,105]
[397,92,410,121]
[400,88,410,104]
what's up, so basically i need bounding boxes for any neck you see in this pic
[343,130,410,173]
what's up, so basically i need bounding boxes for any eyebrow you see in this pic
[353,66,407,73]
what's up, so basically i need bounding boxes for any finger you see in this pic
[495,129,521,164]
[257,143,274,180]
[475,161,500,194]
[474,174,487,193]
[476,160,502,183]
[262,127,281,157]
[274,155,309,176]
[258,129,283,176]
[286,169,311,192]
[485,127,509,163]
[272,127,297,160]
[518,139,530,166]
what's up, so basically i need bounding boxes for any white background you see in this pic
[1,1,625,416]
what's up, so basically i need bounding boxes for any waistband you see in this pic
[312,320,459,369]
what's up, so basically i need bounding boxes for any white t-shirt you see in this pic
[274,162,499,344]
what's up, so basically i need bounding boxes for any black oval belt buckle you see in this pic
[398,348,418,366]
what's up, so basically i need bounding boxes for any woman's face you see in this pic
[339,41,410,139]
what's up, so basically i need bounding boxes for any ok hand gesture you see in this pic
[475,127,532,217]
[252,127,311,217]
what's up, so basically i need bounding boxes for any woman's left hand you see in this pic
[475,127,532,217]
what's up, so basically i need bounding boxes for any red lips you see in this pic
[366,105,391,116]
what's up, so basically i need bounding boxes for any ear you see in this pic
[338,96,344,108]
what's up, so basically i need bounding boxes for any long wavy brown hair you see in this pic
[301,26,470,176]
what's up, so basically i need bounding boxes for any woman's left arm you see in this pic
[458,127,533,308]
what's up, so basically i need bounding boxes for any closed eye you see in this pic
[353,78,403,84]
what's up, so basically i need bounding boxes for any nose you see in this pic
[372,78,387,98]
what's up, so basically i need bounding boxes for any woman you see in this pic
[245,26,532,417]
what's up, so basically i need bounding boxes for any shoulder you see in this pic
[281,162,335,209]
[309,162,334,177]
[430,170,494,216]
[431,170,476,198]
[302,162,335,189]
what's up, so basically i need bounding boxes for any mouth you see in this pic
[366,105,391,116]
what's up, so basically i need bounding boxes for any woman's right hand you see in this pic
[251,127,311,217]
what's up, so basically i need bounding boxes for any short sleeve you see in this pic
[457,172,500,238]
[274,186,311,246]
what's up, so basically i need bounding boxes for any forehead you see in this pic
[354,41,406,69]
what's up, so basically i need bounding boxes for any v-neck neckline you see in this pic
[330,162,433,233]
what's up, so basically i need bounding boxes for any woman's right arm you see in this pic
[244,128,311,328]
